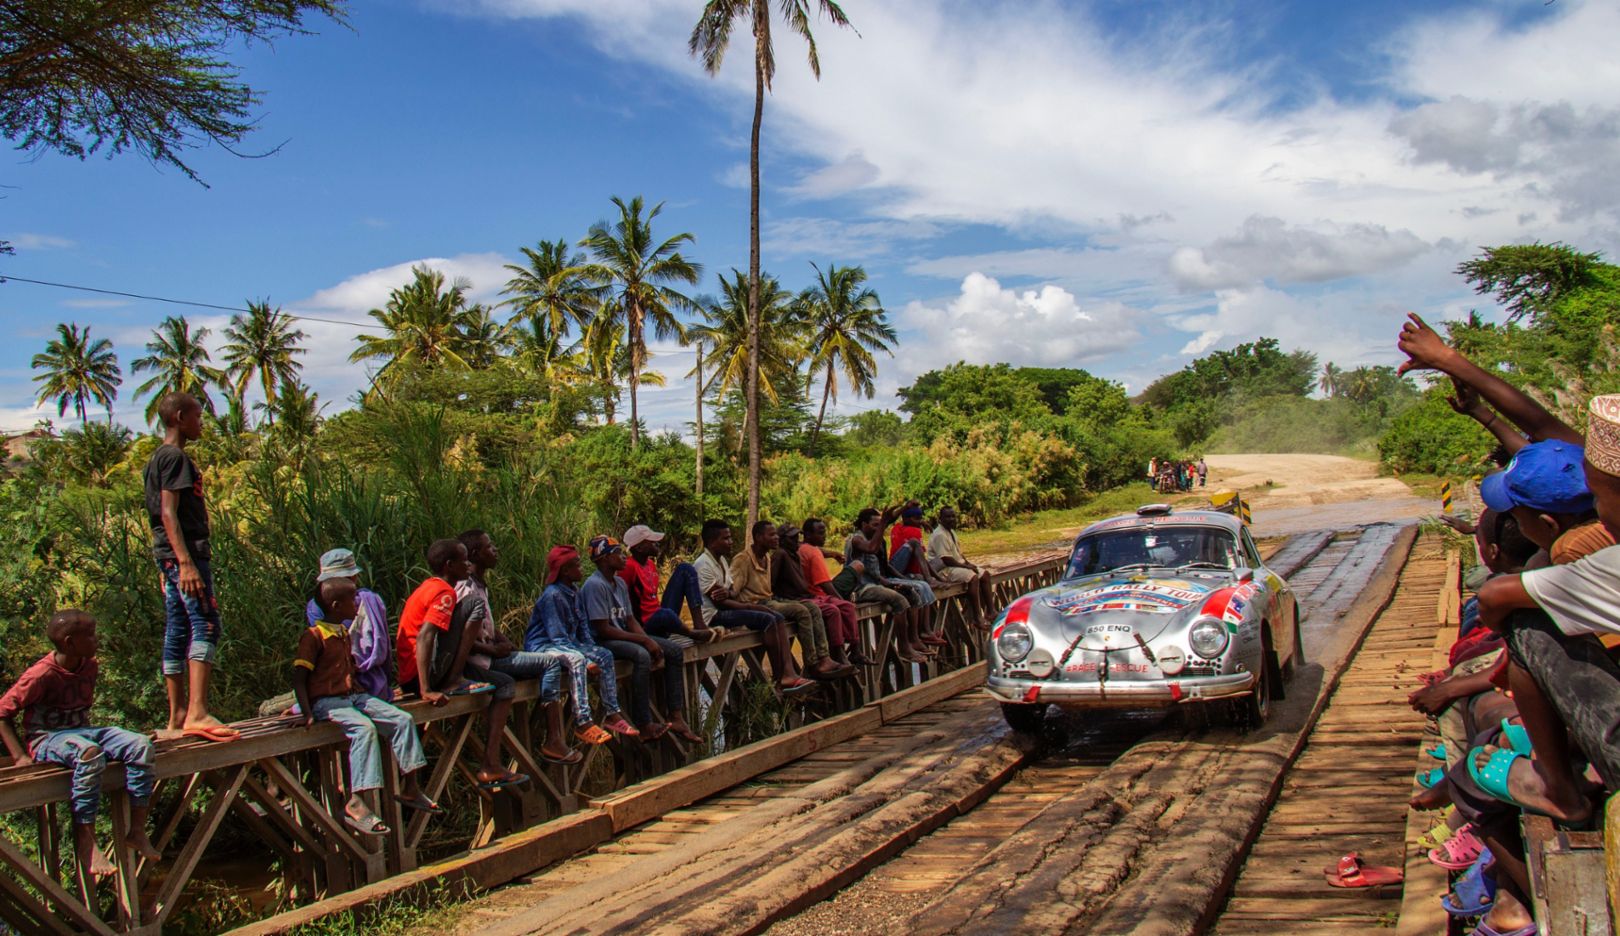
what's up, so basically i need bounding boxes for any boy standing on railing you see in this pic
[0,610,162,880]
[292,578,441,836]
[144,391,236,742]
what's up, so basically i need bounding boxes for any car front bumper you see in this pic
[984,671,1257,707]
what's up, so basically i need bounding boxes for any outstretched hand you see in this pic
[1396,312,1455,376]
[1446,377,1481,416]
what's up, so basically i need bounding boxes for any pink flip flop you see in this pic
[1430,824,1484,870]
[1324,852,1404,888]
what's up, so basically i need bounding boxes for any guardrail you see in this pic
[0,553,1068,935]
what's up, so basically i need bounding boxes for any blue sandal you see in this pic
[1500,719,1531,756]
[1426,743,1448,761]
[1469,746,1530,809]
[1442,847,1496,917]
[1417,766,1446,789]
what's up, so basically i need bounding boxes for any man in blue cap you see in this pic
[1480,439,1599,560]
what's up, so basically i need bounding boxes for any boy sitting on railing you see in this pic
[0,610,162,880]
[291,578,441,836]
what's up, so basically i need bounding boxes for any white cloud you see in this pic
[896,273,1139,375]
[789,152,881,198]
[1168,216,1431,291]
[7,233,75,250]
[761,216,940,259]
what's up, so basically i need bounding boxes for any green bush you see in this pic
[1377,390,1497,475]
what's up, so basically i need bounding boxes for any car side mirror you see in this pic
[1237,569,1254,583]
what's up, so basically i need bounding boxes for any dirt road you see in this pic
[1204,453,1436,537]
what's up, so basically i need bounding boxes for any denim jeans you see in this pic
[33,727,155,825]
[157,557,222,675]
[312,693,427,793]
[1505,607,1620,788]
[643,563,706,638]
[713,607,780,631]
[602,636,686,727]
[490,651,563,703]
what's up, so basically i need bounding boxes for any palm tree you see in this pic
[580,312,667,427]
[501,239,600,343]
[691,0,855,523]
[459,304,514,369]
[801,262,894,452]
[1318,362,1342,398]
[514,316,586,385]
[221,301,307,421]
[350,266,480,390]
[578,195,702,447]
[131,316,227,424]
[31,323,122,426]
[687,270,805,405]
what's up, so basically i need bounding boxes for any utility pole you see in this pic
[695,342,705,501]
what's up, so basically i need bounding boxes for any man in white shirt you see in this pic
[693,519,813,694]
[927,506,995,627]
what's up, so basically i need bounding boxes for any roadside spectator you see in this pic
[620,525,719,644]
[776,523,860,670]
[396,538,528,791]
[457,530,579,766]
[525,545,639,745]
[928,506,996,627]
[291,578,441,837]
[583,536,705,743]
[1197,457,1208,488]
[693,520,813,694]
[797,518,874,666]
[303,548,392,701]
[0,610,161,880]
[143,391,235,742]
[732,521,852,681]
[1479,439,1599,562]
[847,507,934,663]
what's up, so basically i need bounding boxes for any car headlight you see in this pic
[1188,618,1229,659]
[998,621,1033,663]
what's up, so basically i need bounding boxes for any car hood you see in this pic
[1009,573,1237,649]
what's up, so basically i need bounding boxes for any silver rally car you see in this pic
[986,505,1301,732]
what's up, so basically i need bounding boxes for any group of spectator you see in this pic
[1149,456,1207,494]
[1387,313,1620,936]
[0,389,998,882]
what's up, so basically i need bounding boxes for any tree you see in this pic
[1319,362,1342,398]
[458,305,514,369]
[350,266,481,390]
[800,262,894,452]
[132,315,226,423]
[501,239,600,343]
[690,0,855,524]
[578,196,701,447]
[221,301,306,421]
[0,0,345,183]
[31,322,121,426]
[1458,242,1603,323]
[687,270,804,407]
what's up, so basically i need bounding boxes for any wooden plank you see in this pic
[0,827,116,935]
[869,662,986,724]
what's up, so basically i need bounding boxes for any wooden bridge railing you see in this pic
[0,553,1068,935]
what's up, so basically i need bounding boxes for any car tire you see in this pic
[1283,616,1305,680]
[1237,635,1277,728]
[1000,702,1048,735]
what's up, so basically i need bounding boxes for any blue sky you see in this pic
[4,0,1619,435]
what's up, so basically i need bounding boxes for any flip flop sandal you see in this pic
[540,749,584,766]
[395,794,443,815]
[1324,853,1403,888]
[1426,743,1448,761]
[446,682,495,697]
[602,714,640,738]
[475,771,529,791]
[1416,766,1447,789]
[1468,922,1537,936]
[638,723,669,742]
[1442,847,1497,917]
[575,724,613,746]
[1418,818,1457,852]
[1469,746,1532,812]
[780,679,817,695]
[1499,719,1532,756]
[181,726,239,743]
[1430,824,1485,871]
[343,813,390,836]
[669,726,705,744]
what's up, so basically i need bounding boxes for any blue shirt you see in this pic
[527,582,596,652]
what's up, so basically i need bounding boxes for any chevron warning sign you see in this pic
[1441,481,1453,514]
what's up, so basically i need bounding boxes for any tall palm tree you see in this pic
[687,270,805,405]
[31,323,122,426]
[691,0,855,523]
[514,316,586,386]
[800,262,895,451]
[350,265,480,390]
[580,312,667,427]
[1318,362,1342,398]
[578,195,702,447]
[221,301,307,422]
[501,239,600,343]
[131,316,227,424]
[459,304,514,369]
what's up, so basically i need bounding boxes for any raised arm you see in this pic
[1399,313,1582,445]
[1448,378,1526,456]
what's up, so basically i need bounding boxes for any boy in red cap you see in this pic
[527,545,639,745]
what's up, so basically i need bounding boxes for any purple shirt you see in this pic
[304,588,392,700]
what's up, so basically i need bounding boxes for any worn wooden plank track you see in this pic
[1210,540,1448,934]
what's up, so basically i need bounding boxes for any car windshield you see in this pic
[1065,524,1239,578]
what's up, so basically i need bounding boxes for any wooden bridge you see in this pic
[0,556,1066,935]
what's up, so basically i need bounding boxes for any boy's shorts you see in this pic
[157,556,222,675]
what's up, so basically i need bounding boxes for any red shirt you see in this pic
[891,524,925,575]
[0,653,97,751]
[620,556,662,622]
[799,543,834,587]
[397,577,456,686]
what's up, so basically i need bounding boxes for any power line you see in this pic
[0,274,374,328]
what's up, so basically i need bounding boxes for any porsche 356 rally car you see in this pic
[985,505,1301,732]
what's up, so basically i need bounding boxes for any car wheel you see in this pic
[1237,636,1277,728]
[1000,702,1048,735]
[1284,616,1306,678]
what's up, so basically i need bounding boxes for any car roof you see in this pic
[1074,509,1243,540]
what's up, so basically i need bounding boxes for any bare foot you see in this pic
[1409,782,1448,811]
[1472,745,1592,823]
[152,728,186,741]
[75,826,116,877]
[124,831,162,863]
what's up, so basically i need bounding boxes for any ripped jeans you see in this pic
[33,727,155,825]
